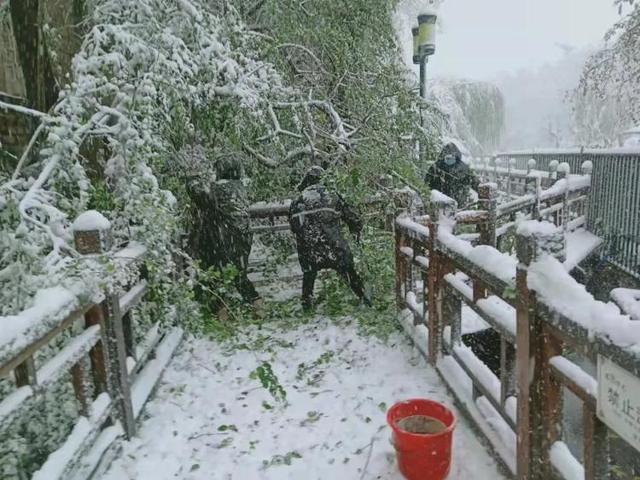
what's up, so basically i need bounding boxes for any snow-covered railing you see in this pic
[469,156,560,201]
[248,200,291,234]
[0,211,183,480]
[395,203,640,479]
[248,189,422,235]
[494,150,640,280]
[451,166,594,261]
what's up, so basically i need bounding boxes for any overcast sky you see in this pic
[400,0,622,81]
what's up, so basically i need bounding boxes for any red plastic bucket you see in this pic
[387,399,456,480]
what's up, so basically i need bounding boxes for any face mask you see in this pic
[444,154,456,166]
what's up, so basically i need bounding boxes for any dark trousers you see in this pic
[302,261,370,309]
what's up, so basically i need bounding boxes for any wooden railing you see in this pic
[452,165,594,263]
[395,182,640,478]
[248,200,291,234]
[492,150,640,280]
[247,186,424,236]
[0,211,183,480]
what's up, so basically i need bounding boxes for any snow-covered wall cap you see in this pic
[72,210,111,232]
[516,220,560,238]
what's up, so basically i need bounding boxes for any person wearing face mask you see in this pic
[424,142,479,207]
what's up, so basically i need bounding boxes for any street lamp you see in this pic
[412,11,437,100]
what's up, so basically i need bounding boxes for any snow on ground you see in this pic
[98,316,505,480]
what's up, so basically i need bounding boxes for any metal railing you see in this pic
[490,150,640,280]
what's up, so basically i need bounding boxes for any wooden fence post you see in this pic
[515,225,566,479]
[475,183,497,301]
[415,217,429,328]
[395,224,406,309]
[73,210,136,439]
[500,337,517,407]
[494,157,502,190]
[526,173,542,221]
[557,162,571,230]
[427,195,456,365]
[442,283,462,352]
[483,157,490,183]
[507,158,516,200]
[527,158,536,175]
[14,356,37,388]
[548,160,559,185]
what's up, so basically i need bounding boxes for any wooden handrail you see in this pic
[1,211,184,480]
[394,168,640,479]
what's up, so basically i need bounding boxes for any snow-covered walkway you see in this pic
[97,314,506,479]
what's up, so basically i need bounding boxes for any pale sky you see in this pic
[398,0,622,81]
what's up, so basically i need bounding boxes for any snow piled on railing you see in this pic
[611,288,640,321]
[71,210,111,232]
[549,441,584,480]
[430,189,457,206]
[496,147,640,156]
[0,287,80,361]
[549,356,597,399]
[539,175,591,201]
[528,255,640,351]
[396,216,430,238]
[438,229,516,285]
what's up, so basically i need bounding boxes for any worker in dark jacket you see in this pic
[425,143,479,207]
[289,166,372,310]
[188,157,261,316]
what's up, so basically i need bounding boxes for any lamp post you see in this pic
[412,11,437,165]
[412,12,437,100]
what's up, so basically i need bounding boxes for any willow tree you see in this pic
[430,79,505,156]
[572,0,640,146]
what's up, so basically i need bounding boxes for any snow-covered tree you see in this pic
[428,78,504,156]
[572,0,640,146]
[0,0,444,473]
[240,0,441,191]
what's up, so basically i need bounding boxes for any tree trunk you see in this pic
[10,0,58,111]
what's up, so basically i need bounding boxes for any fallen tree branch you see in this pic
[243,145,278,168]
